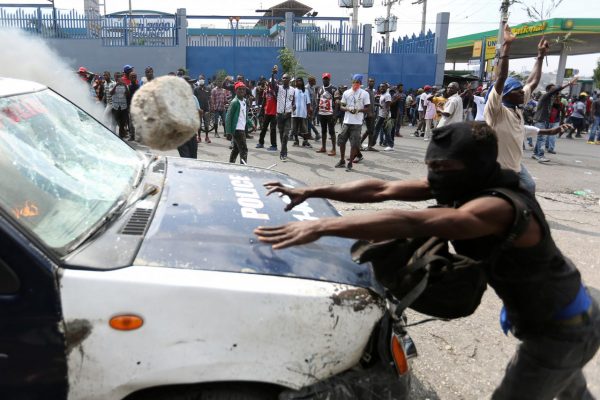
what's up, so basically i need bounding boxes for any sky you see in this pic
[5,0,600,75]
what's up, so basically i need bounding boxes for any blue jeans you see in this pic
[534,122,558,157]
[518,163,536,194]
[588,116,600,142]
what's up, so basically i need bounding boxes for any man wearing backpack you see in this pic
[254,120,599,400]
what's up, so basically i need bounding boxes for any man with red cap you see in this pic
[315,72,337,155]
[226,81,254,164]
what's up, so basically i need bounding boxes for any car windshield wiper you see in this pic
[65,198,128,253]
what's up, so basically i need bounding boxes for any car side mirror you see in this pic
[0,260,20,294]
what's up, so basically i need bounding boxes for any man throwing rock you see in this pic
[255,121,599,400]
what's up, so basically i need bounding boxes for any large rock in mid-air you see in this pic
[130,76,199,150]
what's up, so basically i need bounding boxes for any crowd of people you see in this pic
[77,58,597,175]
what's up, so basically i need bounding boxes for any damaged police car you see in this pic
[0,77,414,400]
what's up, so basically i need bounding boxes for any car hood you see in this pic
[134,157,382,292]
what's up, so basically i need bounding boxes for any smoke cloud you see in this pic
[0,28,105,121]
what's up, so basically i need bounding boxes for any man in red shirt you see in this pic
[257,67,279,151]
[122,65,133,86]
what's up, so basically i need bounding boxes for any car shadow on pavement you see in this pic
[410,373,442,400]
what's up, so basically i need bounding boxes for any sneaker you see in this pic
[346,162,353,171]
[214,133,220,138]
[267,145,278,151]
[412,131,420,137]
[302,141,312,148]
[532,155,550,163]
[315,135,321,141]
[255,143,264,149]
[575,134,582,138]
[335,160,346,168]
[384,146,394,151]
[587,141,596,144]
[361,145,368,150]
[424,137,429,141]
[292,141,300,147]
[354,155,364,163]
[547,149,556,154]
[595,141,600,145]
[279,153,287,161]
[366,147,379,152]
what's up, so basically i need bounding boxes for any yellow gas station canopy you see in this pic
[446,18,600,62]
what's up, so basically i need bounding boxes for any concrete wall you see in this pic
[368,53,437,90]
[295,52,370,86]
[186,47,282,81]
[44,38,186,76]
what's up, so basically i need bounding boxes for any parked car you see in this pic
[0,77,415,400]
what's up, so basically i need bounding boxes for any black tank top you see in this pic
[452,189,581,333]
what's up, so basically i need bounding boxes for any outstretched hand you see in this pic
[264,181,308,212]
[568,76,579,86]
[254,221,322,250]
[537,36,550,57]
[503,23,516,44]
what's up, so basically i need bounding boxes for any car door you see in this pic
[0,213,68,399]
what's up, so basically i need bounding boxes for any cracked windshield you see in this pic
[0,89,143,252]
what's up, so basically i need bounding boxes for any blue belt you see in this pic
[500,284,592,335]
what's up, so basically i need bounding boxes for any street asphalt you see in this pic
[147,124,600,400]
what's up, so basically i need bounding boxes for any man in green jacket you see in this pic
[226,82,253,164]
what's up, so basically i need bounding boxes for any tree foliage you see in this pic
[214,69,228,86]
[593,58,600,88]
[278,48,307,79]
[514,0,564,21]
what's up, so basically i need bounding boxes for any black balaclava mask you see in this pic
[425,122,520,205]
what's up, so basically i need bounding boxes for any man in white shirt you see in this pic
[414,86,431,136]
[275,71,295,161]
[336,74,370,172]
[473,86,486,121]
[437,82,463,128]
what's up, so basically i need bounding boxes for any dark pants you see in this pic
[493,300,600,400]
[112,107,128,138]
[416,110,426,133]
[229,130,248,164]
[200,111,211,135]
[375,116,386,146]
[292,117,308,143]
[394,108,405,136]
[259,114,277,147]
[362,115,376,148]
[213,110,226,133]
[177,136,198,159]
[319,114,336,150]
[277,113,292,156]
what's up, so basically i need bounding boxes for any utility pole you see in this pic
[382,0,399,53]
[352,0,359,33]
[496,0,511,49]
[490,0,511,80]
[412,0,427,35]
